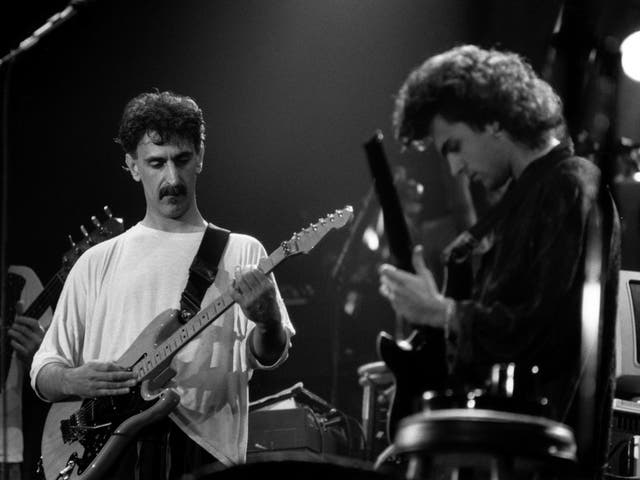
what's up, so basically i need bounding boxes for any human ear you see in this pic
[196,149,204,174]
[125,154,141,182]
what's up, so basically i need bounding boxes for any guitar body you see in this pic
[380,258,473,439]
[41,309,184,480]
[41,390,179,480]
[117,308,183,383]
[378,327,448,440]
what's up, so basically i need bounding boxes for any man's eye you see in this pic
[441,140,459,157]
[447,140,461,153]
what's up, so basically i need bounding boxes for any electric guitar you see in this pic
[41,206,354,480]
[2,207,124,386]
[364,132,472,439]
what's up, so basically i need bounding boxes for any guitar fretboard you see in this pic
[24,271,67,320]
[132,246,287,380]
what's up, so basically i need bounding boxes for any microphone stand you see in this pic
[328,186,376,406]
[330,186,376,282]
[0,2,94,476]
[0,0,94,68]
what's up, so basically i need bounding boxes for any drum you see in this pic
[382,363,577,479]
[391,405,577,479]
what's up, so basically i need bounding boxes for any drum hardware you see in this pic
[358,361,394,461]
[372,363,576,479]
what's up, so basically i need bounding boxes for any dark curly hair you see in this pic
[115,91,206,156]
[393,45,565,150]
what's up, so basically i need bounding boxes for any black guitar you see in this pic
[364,131,472,439]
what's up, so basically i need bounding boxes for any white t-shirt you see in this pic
[30,223,293,465]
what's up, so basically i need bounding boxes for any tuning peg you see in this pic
[103,205,113,218]
[80,225,89,237]
[68,235,76,248]
[91,216,101,228]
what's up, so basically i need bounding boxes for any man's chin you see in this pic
[159,201,189,219]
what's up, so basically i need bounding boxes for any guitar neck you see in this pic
[24,270,67,320]
[132,245,287,380]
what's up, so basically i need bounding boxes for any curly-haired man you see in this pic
[378,45,619,475]
[31,91,294,479]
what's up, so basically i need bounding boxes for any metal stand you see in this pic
[0,2,95,477]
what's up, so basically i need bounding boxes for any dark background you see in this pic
[2,0,639,419]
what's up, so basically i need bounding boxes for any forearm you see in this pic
[35,363,74,402]
[250,320,287,366]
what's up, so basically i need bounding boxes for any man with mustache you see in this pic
[378,45,620,476]
[31,91,294,479]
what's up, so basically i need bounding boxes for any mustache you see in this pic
[159,184,187,198]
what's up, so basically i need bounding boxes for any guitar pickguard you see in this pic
[60,387,155,474]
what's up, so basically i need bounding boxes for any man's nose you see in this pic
[165,161,179,184]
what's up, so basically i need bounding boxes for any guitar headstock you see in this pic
[282,206,354,257]
[61,206,124,270]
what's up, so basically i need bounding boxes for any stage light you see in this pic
[362,226,380,251]
[621,30,640,82]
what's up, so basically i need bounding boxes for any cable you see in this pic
[307,406,325,455]
[373,444,397,470]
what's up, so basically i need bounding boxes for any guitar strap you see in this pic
[178,224,230,322]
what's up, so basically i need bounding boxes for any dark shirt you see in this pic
[450,142,620,433]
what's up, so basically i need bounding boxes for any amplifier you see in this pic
[613,398,640,434]
[248,384,350,455]
[607,398,640,477]
[248,407,348,454]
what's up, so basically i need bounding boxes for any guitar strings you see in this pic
[25,277,63,318]
[22,272,65,319]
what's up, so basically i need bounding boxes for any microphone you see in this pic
[1,0,98,68]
